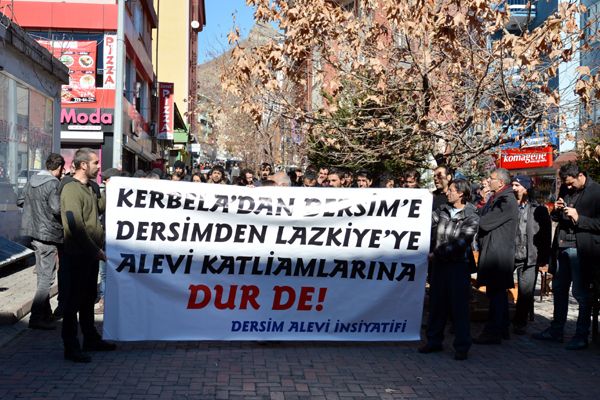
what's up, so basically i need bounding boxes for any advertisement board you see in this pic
[37,40,97,104]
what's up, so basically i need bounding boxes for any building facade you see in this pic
[152,0,206,170]
[0,11,69,240]
[7,0,161,174]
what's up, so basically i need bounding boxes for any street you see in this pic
[1,294,599,399]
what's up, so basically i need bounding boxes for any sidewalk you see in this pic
[1,272,599,399]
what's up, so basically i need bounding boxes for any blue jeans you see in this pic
[550,248,592,339]
[97,259,106,301]
[513,260,537,327]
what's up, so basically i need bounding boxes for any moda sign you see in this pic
[498,146,553,169]
[61,108,114,132]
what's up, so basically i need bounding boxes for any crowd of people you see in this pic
[16,147,600,363]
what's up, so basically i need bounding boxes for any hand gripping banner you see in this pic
[103,178,431,341]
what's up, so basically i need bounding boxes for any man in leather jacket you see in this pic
[17,153,65,330]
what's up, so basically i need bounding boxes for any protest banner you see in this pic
[103,178,431,341]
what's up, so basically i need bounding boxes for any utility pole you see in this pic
[113,0,126,169]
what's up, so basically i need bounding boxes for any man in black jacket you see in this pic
[533,163,600,350]
[474,168,519,344]
[17,153,65,330]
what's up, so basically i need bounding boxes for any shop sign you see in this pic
[103,35,117,89]
[61,108,114,132]
[498,146,553,169]
[157,82,174,140]
[37,40,97,104]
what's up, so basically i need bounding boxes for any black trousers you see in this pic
[61,253,101,351]
[426,260,472,353]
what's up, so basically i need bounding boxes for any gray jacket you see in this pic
[517,202,552,267]
[17,170,63,243]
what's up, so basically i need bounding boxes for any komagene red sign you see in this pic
[498,146,553,169]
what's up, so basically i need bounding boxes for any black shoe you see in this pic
[28,319,57,330]
[52,309,63,320]
[82,339,117,352]
[512,325,527,335]
[64,349,91,363]
[417,343,443,354]
[472,332,501,345]
[454,351,468,361]
[565,337,588,350]
[531,328,564,343]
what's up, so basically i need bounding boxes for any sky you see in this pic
[197,1,256,64]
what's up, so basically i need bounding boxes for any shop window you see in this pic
[0,74,55,200]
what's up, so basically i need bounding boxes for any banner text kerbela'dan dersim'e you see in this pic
[103,178,431,341]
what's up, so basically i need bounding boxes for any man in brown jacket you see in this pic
[60,147,115,362]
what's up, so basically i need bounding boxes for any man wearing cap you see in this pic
[510,175,551,335]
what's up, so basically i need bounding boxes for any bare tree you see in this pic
[222,0,600,172]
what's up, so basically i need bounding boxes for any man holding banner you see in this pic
[60,148,116,363]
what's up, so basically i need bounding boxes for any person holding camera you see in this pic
[532,163,600,350]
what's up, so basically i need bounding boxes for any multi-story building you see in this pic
[581,0,600,136]
[5,0,161,173]
[153,0,206,170]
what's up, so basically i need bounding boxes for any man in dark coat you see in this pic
[533,163,600,350]
[17,153,65,330]
[510,175,551,335]
[474,168,519,344]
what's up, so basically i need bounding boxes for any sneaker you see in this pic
[531,328,564,343]
[565,337,588,350]
[417,343,443,354]
[454,351,468,361]
[472,332,501,345]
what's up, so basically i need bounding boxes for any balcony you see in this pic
[506,0,537,31]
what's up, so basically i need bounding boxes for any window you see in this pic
[586,2,600,42]
[133,1,144,38]
[0,73,54,195]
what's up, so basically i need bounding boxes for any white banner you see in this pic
[103,178,431,341]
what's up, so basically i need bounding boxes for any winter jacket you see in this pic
[17,170,63,243]
[550,178,600,281]
[431,202,480,267]
[517,201,551,267]
[60,179,105,256]
[476,185,519,290]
